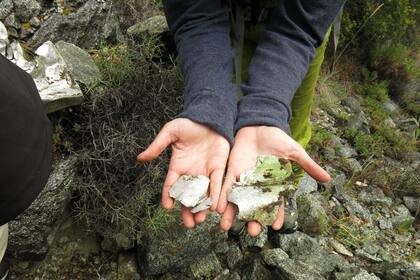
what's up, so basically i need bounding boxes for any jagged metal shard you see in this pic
[228,155,296,225]
[169,175,213,213]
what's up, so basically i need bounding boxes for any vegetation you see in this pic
[62,38,184,240]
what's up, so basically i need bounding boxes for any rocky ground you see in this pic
[1,1,419,279]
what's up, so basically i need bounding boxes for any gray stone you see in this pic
[379,218,393,230]
[359,186,393,207]
[117,253,141,280]
[352,270,380,280]
[346,112,370,133]
[383,117,396,129]
[261,248,289,266]
[362,241,381,255]
[0,0,14,20]
[330,135,357,158]
[342,158,363,174]
[214,270,241,280]
[8,157,77,260]
[297,193,330,236]
[137,212,227,275]
[330,239,354,257]
[341,194,372,222]
[0,21,8,55]
[342,96,362,113]
[355,249,382,262]
[100,229,134,253]
[262,248,324,280]
[190,252,222,279]
[240,226,268,249]
[293,173,318,203]
[13,0,41,21]
[373,262,420,280]
[241,259,273,280]
[29,15,40,27]
[391,204,414,227]
[4,13,20,29]
[403,196,419,213]
[273,231,353,277]
[226,244,242,269]
[54,40,101,87]
[127,15,168,36]
[28,0,123,49]
[382,100,399,115]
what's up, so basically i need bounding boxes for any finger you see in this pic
[217,171,236,214]
[220,203,237,231]
[182,206,195,228]
[161,170,179,209]
[137,125,174,162]
[293,150,331,183]
[194,210,207,224]
[209,168,225,211]
[247,221,262,237]
[272,198,285,230]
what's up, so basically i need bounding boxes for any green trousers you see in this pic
[241,25,330,148]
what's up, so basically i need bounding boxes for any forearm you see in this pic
[163,0,237,144]
[235,0,345,134]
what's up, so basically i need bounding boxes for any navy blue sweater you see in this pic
[163,0,345,145]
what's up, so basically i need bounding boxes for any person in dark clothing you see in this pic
[0,54,53,279]
[137,0,345,236]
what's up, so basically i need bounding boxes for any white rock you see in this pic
[169,175,212,211]
[0,21,8,55]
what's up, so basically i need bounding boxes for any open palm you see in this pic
[217,126,331,236]
[137,118,230,228]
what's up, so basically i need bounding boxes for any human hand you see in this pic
[137,118,230,228]
[217,126,331,236]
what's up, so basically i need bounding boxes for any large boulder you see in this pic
[28,0,123,49]
[137,212,228,275]
[7,157,77,260]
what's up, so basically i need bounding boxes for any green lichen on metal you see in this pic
[240,155,293,186]
[228,155,298,226]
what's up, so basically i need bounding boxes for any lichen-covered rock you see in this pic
[241,259,273,280]
[8,157,77,260]
[189,252,222,279]
[297,193,330,236]
[137,212,227,275]
[0,0,14,20]
[239,226,267,249]
[228,155,296,225]
[226,243,242,269]
[352,270,380,280]
[55,40,101,87]
[273,231,354,277]
[28,0,122,49]
[13,0,41,21]
[127,15,168,36]
[117,253,141,280]
[262,248,323,280]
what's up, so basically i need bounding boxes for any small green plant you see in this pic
[398,219,415,234]
[334,216,377,248]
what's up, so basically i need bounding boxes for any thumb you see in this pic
[137,125,174,162]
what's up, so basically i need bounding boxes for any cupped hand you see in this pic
[137,118,230,228]
[217,126,331,236]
